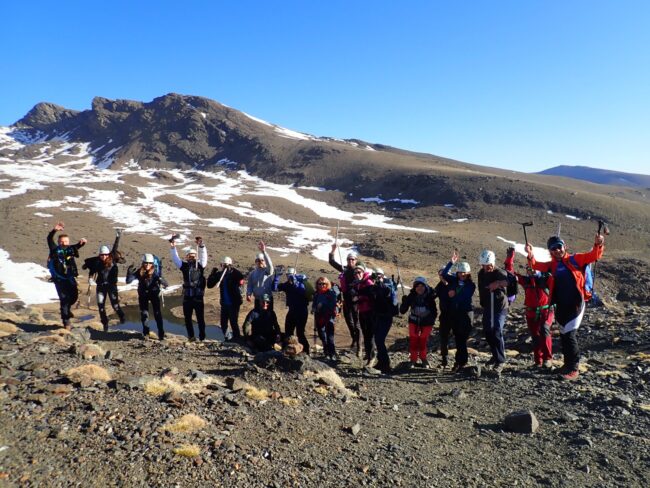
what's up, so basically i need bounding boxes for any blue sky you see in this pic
[2,0,649,174]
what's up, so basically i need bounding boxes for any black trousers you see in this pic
[183,296,206,340]
[438,310,453,358]
[54,279,78,325]
[139,293,164,338]
[560,330,580,372]
[97,285,124,326]
[342,299,360,346]
[359,310,375,361]
[284,307,309,354]
[452,310,473,366]
[374,314,393,372]
[220,303,241,338]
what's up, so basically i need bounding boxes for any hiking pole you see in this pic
[335,221,344,267]
[518,221,533,246]
[591,220,610,304]
[556,222,562,238]
[396,264,406,298]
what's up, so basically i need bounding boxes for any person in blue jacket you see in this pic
[277,266,310,354]
[442,257,476,372]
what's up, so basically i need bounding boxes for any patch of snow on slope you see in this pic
[0,248,59,304]
[496,236,550,262]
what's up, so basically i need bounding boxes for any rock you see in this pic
[576,436,594,448]
[451,388,467,399]
[610,394,634,408]
[162,390,185,408]
[46,384,73,395]
[74,344,105,360]
[504,410,539,434]
[350,423,362,436]
[431,408,454,419]
[190,369,208,380]
[225,377,250,392]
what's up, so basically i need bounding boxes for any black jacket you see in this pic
[399,286,438,326]
[477,267,508,312]
[47,229,85,281]
[207,266,244,306]
[82,234,123,287]
[126,267,168,296]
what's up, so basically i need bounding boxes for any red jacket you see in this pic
[530,244,604,301]
[516,273,553,318]
[351,272,374,313]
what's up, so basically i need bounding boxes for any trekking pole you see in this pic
[556,222,561,238]
[335,221,344,267]
[215,267,228,289]
[396,264,406,298]
[591,220,610,303]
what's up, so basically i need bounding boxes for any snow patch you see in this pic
[0,248,59,304]
[496,236,550,262]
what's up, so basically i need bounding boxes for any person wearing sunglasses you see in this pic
[525,232,605,381]
[312,277,339,361]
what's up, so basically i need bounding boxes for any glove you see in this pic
[127,264,135,275]
[506,247,515,258]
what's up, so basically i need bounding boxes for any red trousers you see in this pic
[409,323,433,362]
[526,308,554,364]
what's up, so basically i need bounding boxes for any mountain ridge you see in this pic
[537,165,650,188]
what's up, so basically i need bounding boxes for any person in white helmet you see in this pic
[246,241,275,311]
[329,244,363,356]
[477,249,510,373]
[170,235,208,341]
[82,229,126,331]
[126,253,168,340]
[207,256,245,340]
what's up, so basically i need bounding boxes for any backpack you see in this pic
[47,248,76,281]
[152,255,163,278]
[302,278,315,302]
[568,255,594,302]
[385,278,400,316]
[506,271,518,299]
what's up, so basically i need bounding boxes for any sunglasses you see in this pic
[317,283,327,286]
[549,245,563,251]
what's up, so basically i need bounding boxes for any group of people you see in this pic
[46,220,606,381]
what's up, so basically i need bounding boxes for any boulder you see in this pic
[504,410,539,434]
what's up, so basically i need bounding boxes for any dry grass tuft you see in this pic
[144,377,184,396]
[244,386,269,401]
[314,386,329,396]
[279,397,300,407]
[65,364,112,383]
[173,444,201,457]
[163,414,207,434]
[32,334,68,345]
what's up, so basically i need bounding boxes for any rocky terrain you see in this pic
[1,93,650,486]
[0,298,649,487]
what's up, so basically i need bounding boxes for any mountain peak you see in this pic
[15,102,79,130]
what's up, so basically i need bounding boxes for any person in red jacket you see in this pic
[525,232,605,381]
[516,265,555,368]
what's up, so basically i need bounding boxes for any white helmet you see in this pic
[346,252,358,260]
[456,262,471,273]
[221,256,233,265]
[287,267,296,275]
[374,267,385,276]
[98,245,110,255]
[142,253,154,264]
[479,249,496,266]
[256,253,265,261]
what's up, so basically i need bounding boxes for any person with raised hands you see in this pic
[246,241,275,311]
[170,235,208,341]
[126,253,168,340]
[525,231,605,381]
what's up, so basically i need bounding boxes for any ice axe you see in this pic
[518,221,533,245]
[598,220,610,236]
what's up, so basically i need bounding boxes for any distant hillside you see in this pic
[538,165,650,188]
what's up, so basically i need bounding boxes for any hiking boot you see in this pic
[63,320,72,331]
[406,361,417,370]
[541,360,553,369]
[68,312,75,319]
[420,359,431,369]
[142,327,150,340]
[103,323,109,333]
[441,356,448,368]
[450,363,466,373]
[485,358,497,369]
[158,332,165,341]
[118,311,126,324]
[561,370,580,381]
[188,336,197,343]
[493,363,505,374]
[366,356,378,369]
[356,344,363,359]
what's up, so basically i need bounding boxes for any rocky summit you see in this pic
[0,94,649,486]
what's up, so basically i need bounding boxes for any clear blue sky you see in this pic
[2,0,649,174]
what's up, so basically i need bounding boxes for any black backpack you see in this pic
[506,271,518,299]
